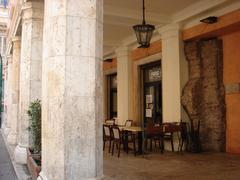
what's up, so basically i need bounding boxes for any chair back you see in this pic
[146,125,163,135]
[162,123,180,133]
[105,119,115,125]
[125,120,133,127]
[112,126,121,140]
[103,125,111,137]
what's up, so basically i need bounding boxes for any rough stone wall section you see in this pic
[182,38,226,152]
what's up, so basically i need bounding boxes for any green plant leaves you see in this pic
[28,99,41,154]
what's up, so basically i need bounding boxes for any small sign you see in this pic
[146,95,152,103]
[146,109,152,117]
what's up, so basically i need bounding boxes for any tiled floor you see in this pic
[0,132,17,180]
[104,147,240,180]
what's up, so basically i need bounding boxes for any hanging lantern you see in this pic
[133,0,155,48]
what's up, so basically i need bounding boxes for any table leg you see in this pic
[137,131,143,154]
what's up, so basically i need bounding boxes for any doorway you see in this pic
[108,74,117,119]
[141,61,162,126]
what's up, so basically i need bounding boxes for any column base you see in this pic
[37,171,104,180]
[3,127,10,137]
[37,172,48,180]
[7,132,17,145]
[14,145,27,164]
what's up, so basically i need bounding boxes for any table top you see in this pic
[119,126,144,132]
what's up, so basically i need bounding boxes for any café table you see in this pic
[119,126,144,155]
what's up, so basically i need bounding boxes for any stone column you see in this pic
[158,24,182,122]
[116,46,132,125]
[38,0,103,180]
[7,37,21,145]
[14,1,43,164]
[3,55,12,137]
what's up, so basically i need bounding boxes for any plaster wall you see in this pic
[103,39,188,125]
[221,30,240,153]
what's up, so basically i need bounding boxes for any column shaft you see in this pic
[158,24,182,122]
[39,0,103,179]
[3,55,12,137]
[116,46,132,125]
[15,1,44,164]
[7,37,21,145]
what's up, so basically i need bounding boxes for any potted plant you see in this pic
[27,99,41,180]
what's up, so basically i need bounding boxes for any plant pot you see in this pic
[27,148,41,180]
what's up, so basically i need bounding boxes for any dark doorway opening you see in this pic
[141,61,162,127]
[108,74,117,119]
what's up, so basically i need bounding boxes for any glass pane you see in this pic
[112,92,117,113]
[111,75,117,88]
[145,66,161,82]
[145,86,154,116]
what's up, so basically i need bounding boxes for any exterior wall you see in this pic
[103,40,163,125]
[103,39,188,126]
[183,10,240,153]
[103,9,240,153]
[221,30,240,153]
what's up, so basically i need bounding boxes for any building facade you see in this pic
[1,0,240,179]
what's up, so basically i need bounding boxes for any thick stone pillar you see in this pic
[7,37,21,145]
[158,24,182,122]
[14,1,43,164]
[3,55,12,137]
[38,0,103,180]
[182,39,225,151]
[116,46,132,125]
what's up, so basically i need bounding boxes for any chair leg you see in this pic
[180,139,184,152]
[112,142,115,156]
[171,134,174,152]
[118,143,121,158]
[145,139,148,150]
[108,140,112,153]
[103,140,105,151]
[150,139,153,152]
[133,139,136,156]
[161,138,164,153]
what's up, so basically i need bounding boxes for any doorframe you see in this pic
[140,61,162,126]
[132,53,162,125]
[103,69,117,120]
[108,73,117,118]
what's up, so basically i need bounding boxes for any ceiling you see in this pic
[103,0,233,56]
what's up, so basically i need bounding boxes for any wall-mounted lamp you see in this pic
[200,16,218,24]
[104,58,113,62]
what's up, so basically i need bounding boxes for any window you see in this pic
[0,36,6,55]
[0,0,8,7]
[108,74,117,118]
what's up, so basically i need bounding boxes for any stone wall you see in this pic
[182,38,226,152]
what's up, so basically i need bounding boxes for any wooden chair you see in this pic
[103,125,112,153]
[111,126,136,157]
[105,119,115,125]
[111,126,123,157]
[145,125,164,153]
[162,123,181,152]
[125,120,133,127]
[162,123,174,152]
[178,122,189,152]
[124,130,136,156]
